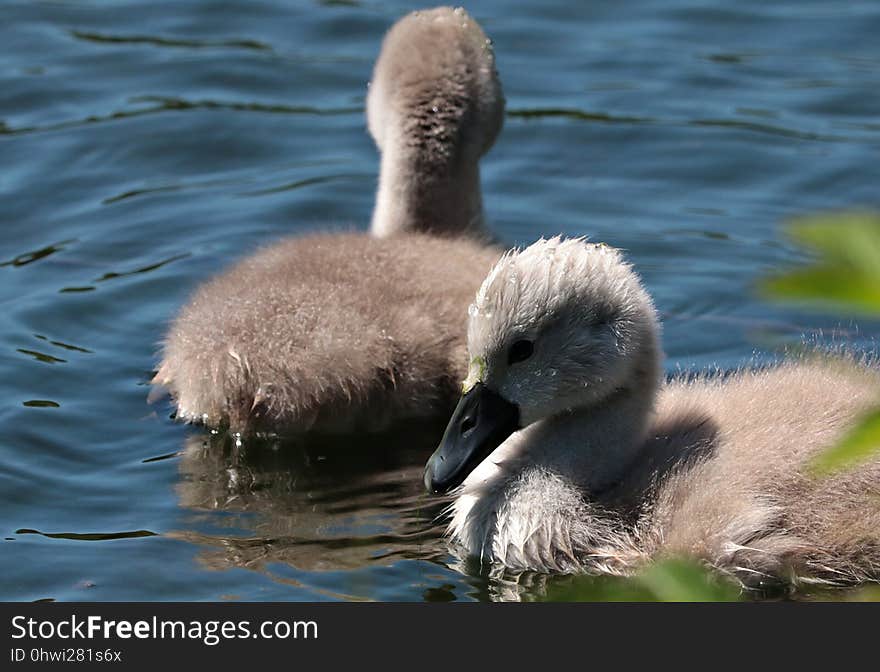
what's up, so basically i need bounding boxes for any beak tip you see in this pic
[423,462,439,495]
[424,458,451,495]
[424,382,520,497]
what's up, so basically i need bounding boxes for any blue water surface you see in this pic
[2,0,879,601]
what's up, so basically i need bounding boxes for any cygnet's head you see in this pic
[367,7,505,168]
[425,237,662,493]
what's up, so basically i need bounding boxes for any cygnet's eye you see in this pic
[507,339,534,365]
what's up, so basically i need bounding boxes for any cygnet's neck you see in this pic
[370,143,487,239]
[532,385,657,494]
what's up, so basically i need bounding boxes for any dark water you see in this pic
[2,0,879,602]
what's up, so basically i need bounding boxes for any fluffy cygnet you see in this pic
[153,7,504,433]
[425,237,880,591]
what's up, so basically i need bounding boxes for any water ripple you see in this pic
[103,179,240,205]
[15,529,157,541]
[70,30,273,52]
[241,173,371,197]
[33,334,93,354]
[0,240,76,268]
[52,254,191,294]
[142,451,182,464]
[95,253,191,283]
[16,349,67,365]
[58,286,96,294]
[131,96,361,117]
[0,97,360,138]
[22,400,61,408]
[508,107,861,143]
[689,118,845,142]
[508,107,654,125]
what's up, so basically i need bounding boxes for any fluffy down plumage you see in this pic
[436,238,880,592]
[152,8,505,433]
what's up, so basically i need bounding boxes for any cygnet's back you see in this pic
[643,361,880,586]
[156,232,498,432]
[153,8,505,434]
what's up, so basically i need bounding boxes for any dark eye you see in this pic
[507,339,534,365]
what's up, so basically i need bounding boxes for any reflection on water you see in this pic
[168,424,597,601]
[171,422,453,597]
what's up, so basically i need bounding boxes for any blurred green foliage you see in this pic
[541,558,741,602]
[810,407,880,476]
[764,212,880,475]
[762,213,880,315]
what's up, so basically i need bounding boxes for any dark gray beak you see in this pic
[424,382,520,494]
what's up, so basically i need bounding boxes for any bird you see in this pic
[424,237,880,592]
[152,7,505,434]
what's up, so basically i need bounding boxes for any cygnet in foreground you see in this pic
[153,7,504,433]
[425,238,880,590]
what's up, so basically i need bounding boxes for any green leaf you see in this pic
[540,575,657,602]
[810,408,880,476]
[540,558,741,602]
[636,558,741,602]
[788,213,880,269]
[763,268,880,314]
[761,213,880,315]
[844,585,880,602]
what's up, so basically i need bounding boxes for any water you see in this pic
[2,0,879,602]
